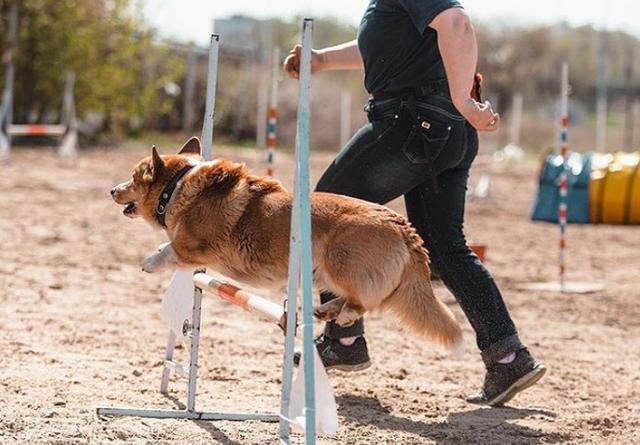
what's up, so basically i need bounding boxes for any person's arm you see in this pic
[430,8,500,131]
[284,40,363,79]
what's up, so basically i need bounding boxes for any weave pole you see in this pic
[278,18,316,444]
[267,48,280,176]
[558,63,569,290]
[518,63,605,294]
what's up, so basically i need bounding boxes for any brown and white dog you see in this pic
[111,137,463,350]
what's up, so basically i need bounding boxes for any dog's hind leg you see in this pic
[313,297,345,321]
[335,302,366,327]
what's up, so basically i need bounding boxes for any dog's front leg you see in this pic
[142,242,179,273]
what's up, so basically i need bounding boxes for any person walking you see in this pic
[284,0,546,406]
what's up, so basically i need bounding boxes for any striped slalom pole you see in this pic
[267,48,280,176]
[558,63,569,291]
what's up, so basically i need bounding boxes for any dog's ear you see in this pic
[145,145,165,182]
[178,137,201,156]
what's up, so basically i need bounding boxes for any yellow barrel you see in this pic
[590,152,640,224]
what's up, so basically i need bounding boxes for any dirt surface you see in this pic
[1,143,639,444]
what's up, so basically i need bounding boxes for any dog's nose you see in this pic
[110,188,116,197]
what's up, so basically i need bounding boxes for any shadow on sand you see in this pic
[337,394,566,444]
[161,392,244,445]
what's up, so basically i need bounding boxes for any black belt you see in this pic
[371,80,450,101]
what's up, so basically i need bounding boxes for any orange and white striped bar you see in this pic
[193,273,285,328]
[8,124,66,136]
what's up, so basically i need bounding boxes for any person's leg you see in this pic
[404,126,545,404]
[405,167,525,359]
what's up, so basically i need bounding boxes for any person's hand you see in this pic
[456,97,500,132]
[283,44,325,79]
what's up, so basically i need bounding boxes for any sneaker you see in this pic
[466,348,546,406]
[293,334,371,372]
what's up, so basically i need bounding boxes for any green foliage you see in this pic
[476,22,640,112]
[0,0,185,138]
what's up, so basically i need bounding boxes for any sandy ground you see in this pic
[1,142,639,445]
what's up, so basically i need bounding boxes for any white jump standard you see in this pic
[0,4,78,160]
[97,20,329,444]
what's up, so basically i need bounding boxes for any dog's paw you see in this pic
[336,316,357,328]
[313,306,336,321]
[335,305,364,327]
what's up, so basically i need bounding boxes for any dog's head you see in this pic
[110,136,202,223]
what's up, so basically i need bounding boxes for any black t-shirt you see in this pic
[357,0,462,93]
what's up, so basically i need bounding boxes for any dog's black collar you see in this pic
[156,165,194,228]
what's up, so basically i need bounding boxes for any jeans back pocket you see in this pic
[400,116,452,164]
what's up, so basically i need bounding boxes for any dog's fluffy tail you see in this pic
[382,251,463,352]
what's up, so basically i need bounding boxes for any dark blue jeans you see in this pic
[316,92,524,367]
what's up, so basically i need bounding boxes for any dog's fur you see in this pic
[111,137,463,350]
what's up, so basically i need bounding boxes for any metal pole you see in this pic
[595,30,608,152]
[509,93,523,147]
[633,99,640,150]
[256,77,268,150]
[623,47,635,151]
[279,56,301,445]
[267,48,280,176]
[182,48,197,132]
[201,34,220,161]
[0,3,18,160]
[186,288,203,412]
[58,71,78,158]
[558,63,569,291]
[298,18,316,445]
[160,331,177,393]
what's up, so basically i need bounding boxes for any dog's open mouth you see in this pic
[123,202,138,217]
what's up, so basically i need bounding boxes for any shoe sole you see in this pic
[488,364,547,406]
[326,361,372,372]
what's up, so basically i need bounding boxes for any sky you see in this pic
[141,0,640,45]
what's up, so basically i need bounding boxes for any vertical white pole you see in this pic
[633,99,640,149]
[595,30,608,152]
[256,79,268,150]
[297,18,316,445]
[160,331,176,393]
[279,18,315,445]
[202,34,220,161]
[509,93,523,147]
[186,288,203,412]
[58,71,78,158]
[183,49,197,132]
[0,3,18,160]
[340,90,351,147]
[596,97,607,152]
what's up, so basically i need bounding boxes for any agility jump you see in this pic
[0,4,78,161]
[97,20,330,444]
